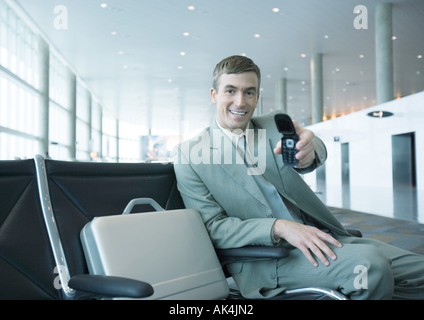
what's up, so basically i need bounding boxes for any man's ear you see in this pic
[210,87,217,104]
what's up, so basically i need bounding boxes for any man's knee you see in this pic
[345,245,394,299]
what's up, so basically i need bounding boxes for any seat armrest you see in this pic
[68,274,154,299]
[347,229,363,238]
[216,245,289,264]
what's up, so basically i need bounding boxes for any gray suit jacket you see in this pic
[174,111,349,298]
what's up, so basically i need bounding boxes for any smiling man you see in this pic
[174,55,424,299]
[211,71,259,132]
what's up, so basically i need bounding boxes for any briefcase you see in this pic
[80,198,229,299]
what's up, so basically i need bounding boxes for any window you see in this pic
[76,81,90,160]
[102,116,117,162]
[90,101,102,161]
[119,120,147,162]
[0,1,42,160]
[48,52,76,160]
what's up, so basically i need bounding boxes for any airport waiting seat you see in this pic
[34,155,183,299]
[1,155,352,299]
[34,155,350,300]
[0,158,153,299]
[0,159,58,299]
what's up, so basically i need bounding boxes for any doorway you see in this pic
[341,142,350,208]
[391,132,417,221]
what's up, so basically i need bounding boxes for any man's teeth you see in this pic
[230,110,246,116]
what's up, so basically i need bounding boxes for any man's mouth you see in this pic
[229,110,248,117]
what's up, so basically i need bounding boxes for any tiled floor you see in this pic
[330,207,424,255]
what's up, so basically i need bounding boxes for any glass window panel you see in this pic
[49,143,70,160]
[49,53,70,109]
[49,102,70,145]
[76,118,89,155]
[76,81,90,122]
[91,101,101,130]
[0,132,42,160]
[0,76,8,127]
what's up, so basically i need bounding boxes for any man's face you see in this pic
[211,72,259,132]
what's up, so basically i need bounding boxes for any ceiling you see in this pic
[14,0,424,140]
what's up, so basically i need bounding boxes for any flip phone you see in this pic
[274,113,299,167]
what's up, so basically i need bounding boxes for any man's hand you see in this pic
[273,219,343,267]
[273,120,316,168]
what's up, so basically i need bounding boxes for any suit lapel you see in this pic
[209,122,269,209]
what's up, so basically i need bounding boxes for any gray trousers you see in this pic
[277,236,424,299]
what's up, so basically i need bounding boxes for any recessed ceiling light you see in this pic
[118,50,124,55]
[324,35,329,39]
[359,54,365,58]
[418,54,423,59]
[111,31,117,36]
[183,32,190,37]
[272,8,280,13]
[283,67,288,71]
[300,53,307,58]
[254,33,261,38]
[100,3,108,8]
[187,5,195,10]
[392,36,397,40]
[179,51,186,56]
[178,66,183,70]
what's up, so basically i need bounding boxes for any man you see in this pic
[174,55,424,299]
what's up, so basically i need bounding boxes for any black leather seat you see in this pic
[0,159,58,299]
[36,155,184,299]
[1,156,357,300]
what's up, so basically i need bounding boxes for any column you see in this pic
[275,78,287,113]
[115,119,119,162]
[310,53,324,124]
[38,36,49,156]
[68,70,77,160]
[375,3,394,104]
[98,105,103,160]
[87,92,93,157]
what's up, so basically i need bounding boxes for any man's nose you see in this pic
[234,92,245,107]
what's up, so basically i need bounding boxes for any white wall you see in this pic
[304,91,424,223]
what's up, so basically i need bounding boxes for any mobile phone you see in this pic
[274,113,299,167]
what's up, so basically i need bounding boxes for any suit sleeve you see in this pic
[174,144,277,249]
[294,136,327,174]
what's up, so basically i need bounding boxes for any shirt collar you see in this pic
[215,120,252,141]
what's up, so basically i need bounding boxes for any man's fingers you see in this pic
[300,247,319,267]
[301,231,342,267]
